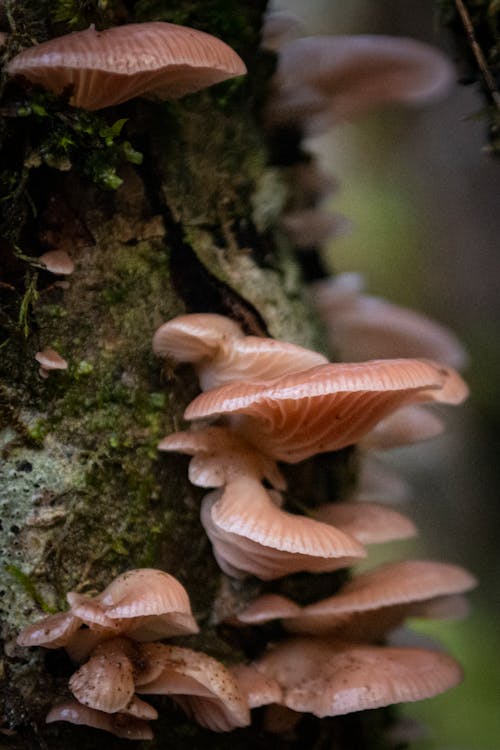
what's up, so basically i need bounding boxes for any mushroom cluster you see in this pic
[153,309,474,724]
[17,569,250,737]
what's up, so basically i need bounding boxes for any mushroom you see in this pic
[283,559,477,637]
[312,273,467,370]
[184,359,468,463]
[255,637,463,717]
[158,425,286,491]
[69,639,136,713]
[200,479,364,580]
[46,701,154,740]
[17,568,198,661]
[280,208,350,249]
[232,594,302,625]
[260,9,305,52]
[266,35,453,133]
[359,404,445,451]
[7,22,247,110]
[311,501,417,545]
[153,313,328,391]
[35,348,68,379]
[38,249,74,275]
[136,644,250,732]
[229,663,283,709]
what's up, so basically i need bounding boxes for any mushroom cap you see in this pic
[17,611,81,648]
[46,701,154,740]
[96,568,193,620]
[8,22,247,110]
[260,9,305,52]
[136,644,250,732]
[158,426,286,490]
[69,644,136,713]
[312,501,417,545]
[280,208,350,249]
[267,35,453,131]
[256,638,463,717]
[200,480,364,580]
[38,249,75,275]
[184,359,468,463]
[35,348,68,371]
[153,313,328,390]
[284,559,477,636]
[312,275,468,370]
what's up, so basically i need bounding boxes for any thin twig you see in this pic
[455,0,500,110]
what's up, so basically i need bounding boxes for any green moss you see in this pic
[5,565,56,613]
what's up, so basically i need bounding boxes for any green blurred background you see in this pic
[274,1,500,748]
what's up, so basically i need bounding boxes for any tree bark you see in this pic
[0,2,379,748]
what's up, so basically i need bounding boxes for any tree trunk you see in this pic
[0,2,381,748]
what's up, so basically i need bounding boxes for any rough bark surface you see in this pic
[0,2,387,749]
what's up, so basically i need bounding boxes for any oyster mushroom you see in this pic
[7,22,246,110]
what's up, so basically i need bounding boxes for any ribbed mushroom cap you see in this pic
[201,482,364,580]
[267,35,453,131]
[158,426,286,490]
[17,611,81,648]
[46,701,154,739]
[312,501,417,545]
[230,664,283,708]
[67,592,119,629]
[360,404,445,451]
[39,249,75,275]
[7,22,247,110]
[312,275,467,370]
[136,644,250,732]
[285,560,476,636]
[35,348,68,371]
[69,646,136,713]
[185,359,468,463]
[153,313,327,390]
[256,638,463,717]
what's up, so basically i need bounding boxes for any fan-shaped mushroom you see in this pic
[8,22,246,110]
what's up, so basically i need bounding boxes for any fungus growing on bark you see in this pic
[153,313,327,390]
[230,663,283,709]
[312,273,468,369]
[184,359,468,463]
[7,22,247,110]
[38,249,75,275]
[232,594,302,625]
[35,348,68,378]
[266,35,453,133]
[255,638,463,717]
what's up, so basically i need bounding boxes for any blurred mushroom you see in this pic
[280,208,350,249]
[184,359,468,463]
[38,249,74,275]
[255,637,463,716]
[153,313,327,390]
[266,35,454,133]
[312,273,468,369]
[35,347,68,379]
[232,594,302,625]
[360,404,445,451]
[261,9,305,52]
[7,22,247,110]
